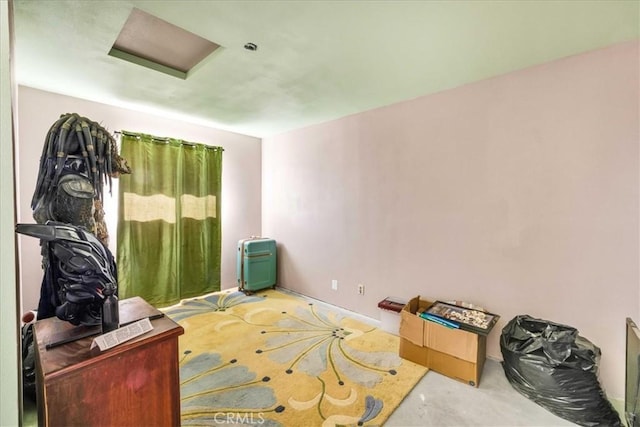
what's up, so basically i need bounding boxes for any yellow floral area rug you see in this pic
[163,288,428,426]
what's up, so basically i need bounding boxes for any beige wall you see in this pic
[16,86,262,314]
[262,40,640,399]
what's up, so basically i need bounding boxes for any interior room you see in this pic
[1,1,638,426]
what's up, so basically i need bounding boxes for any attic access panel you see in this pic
[109,7,220,79]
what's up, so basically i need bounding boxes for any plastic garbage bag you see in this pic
[500,315,622,427]
[21,322,36,402]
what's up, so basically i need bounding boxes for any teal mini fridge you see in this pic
[237,237,277,294]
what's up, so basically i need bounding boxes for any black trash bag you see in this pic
[21,322,36,403]
[500,315,622,427]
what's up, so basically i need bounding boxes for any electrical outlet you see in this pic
[331,279,338,291]
[357,284,365,295]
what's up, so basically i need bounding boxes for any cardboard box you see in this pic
[399,296,488,387]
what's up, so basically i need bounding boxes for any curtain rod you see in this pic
[115,130,224,151]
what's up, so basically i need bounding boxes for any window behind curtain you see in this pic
[117,131,222,307]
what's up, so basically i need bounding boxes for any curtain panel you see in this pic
[117,132,222,307]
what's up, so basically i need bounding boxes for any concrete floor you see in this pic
[386,358,580,426]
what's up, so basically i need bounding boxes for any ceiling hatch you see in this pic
[109,8,221,79]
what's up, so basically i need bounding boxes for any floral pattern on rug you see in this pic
[246,302,401,425]
[180,350,284,427]
[166,291,264,322]
[165,289,428,426]
[253,302,400,386]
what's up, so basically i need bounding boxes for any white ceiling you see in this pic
[12,0,639,138]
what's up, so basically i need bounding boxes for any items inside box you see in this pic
[418,300,499,335]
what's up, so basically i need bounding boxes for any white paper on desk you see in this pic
[90,318,153,352]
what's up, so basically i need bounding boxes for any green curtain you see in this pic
[117,132,222,307]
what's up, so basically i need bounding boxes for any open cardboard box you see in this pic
[399,296,493,387]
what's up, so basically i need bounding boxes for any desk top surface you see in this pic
[34,296,183,376]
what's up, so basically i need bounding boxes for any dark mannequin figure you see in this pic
[28,113,130,323]
[19,114,130,401]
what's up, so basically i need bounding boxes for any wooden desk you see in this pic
[34,297,184,427]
